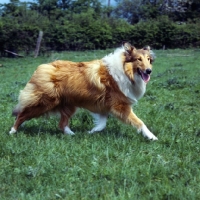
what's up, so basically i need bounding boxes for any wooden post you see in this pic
[34,31,43,58]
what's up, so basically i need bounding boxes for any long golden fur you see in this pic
[9,42,158,140]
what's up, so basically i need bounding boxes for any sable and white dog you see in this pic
[9,42,158,140]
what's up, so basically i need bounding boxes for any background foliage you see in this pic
[0,0,200,55]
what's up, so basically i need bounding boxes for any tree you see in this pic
[0,0,200,55]
[1,0,22,17]
[114,0,200,23]
[114,0,160,24]
[159,0,200,22]
[70,0,102,15]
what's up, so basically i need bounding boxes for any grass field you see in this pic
[0,49,200,200]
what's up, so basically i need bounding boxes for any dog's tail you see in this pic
[11,64,59,118]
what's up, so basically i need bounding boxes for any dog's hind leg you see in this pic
[9,113,28,134]
[9,105,48,134]
[59,106,76,135]
[88,113,108,133]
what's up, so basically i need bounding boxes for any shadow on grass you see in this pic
[8,110,152,143]
[13,121,146,143]
[16,125,61,137]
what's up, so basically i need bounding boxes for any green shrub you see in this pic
[1,11,200,54]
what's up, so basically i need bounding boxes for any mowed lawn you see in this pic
[0,49,200,200]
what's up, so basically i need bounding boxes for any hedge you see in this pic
[0,14,200,56]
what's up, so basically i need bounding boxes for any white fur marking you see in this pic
[138,124,158,140]
[102,47,146,103]
[64,126,75,135]
[9,127,16,135]
[88,113,107,133]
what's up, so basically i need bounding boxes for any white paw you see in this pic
[64,126,75,135]
[89,113,107,134]
[88,126,104,134]
[9,127,16,135]
[139,124,158,141]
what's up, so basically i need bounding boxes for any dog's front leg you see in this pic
[138,123,158,141]
[111,105,158,140]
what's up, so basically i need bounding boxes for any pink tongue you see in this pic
[141,72,150,83]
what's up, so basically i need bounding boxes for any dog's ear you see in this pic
[143,45,156,62]
[123,42,135,62]
[143,46,151,51]
[123,42,135,54]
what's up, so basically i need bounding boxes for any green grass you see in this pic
[0,49,200,200]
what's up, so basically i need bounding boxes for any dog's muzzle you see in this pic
[137,68,152,83]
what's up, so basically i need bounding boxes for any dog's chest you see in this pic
[130,75,146,102]
[111,72,146,104]
[122,76,146,104]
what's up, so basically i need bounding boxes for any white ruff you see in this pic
[102,48,146,104]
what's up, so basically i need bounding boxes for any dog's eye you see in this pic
[137,58,142,61]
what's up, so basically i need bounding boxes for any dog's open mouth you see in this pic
[137,68,150,83]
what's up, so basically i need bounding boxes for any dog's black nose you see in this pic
[146,68,152,74]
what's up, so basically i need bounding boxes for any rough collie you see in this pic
[9,42,158,140]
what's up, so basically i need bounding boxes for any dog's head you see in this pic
[122,42,155,83]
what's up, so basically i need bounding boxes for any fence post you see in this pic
[34,31,43,58]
